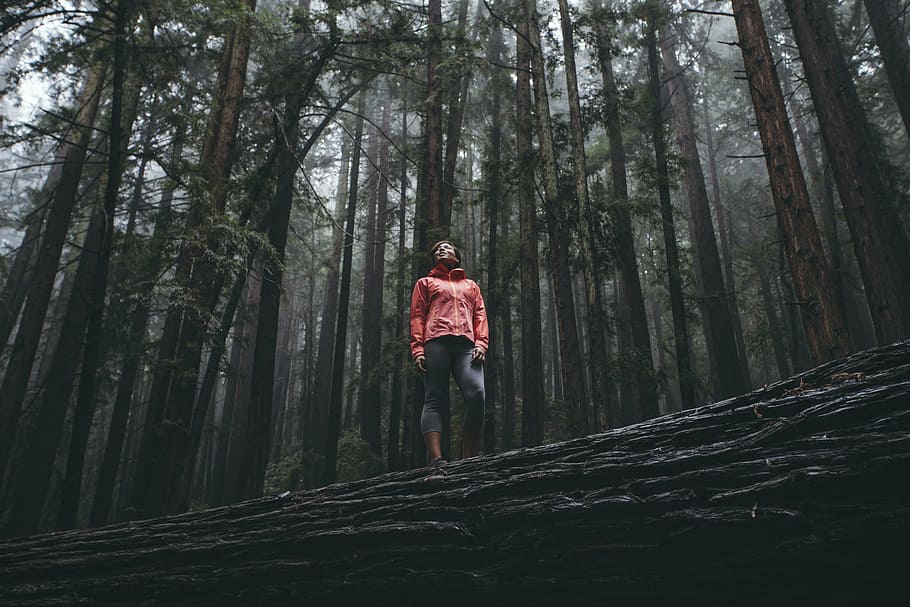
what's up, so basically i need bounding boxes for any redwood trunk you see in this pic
[730,0,849,364]
[783,0,910,343]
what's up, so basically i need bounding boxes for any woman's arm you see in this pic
[409,279,429,362]
[471,283,489,357]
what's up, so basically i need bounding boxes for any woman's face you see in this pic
[434,242,459,268]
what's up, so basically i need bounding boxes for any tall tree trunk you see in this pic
[863,0,910,139]
[593,2,659,422]
[783,0,910,343]
[358,94,391,466]
[483,23,503,453]
[702,98,751,387]
[425,0,444,235]
[517,13,546,444]
[645,2,695,410]
[781,68,863,352]
[557,0,610,430]
[387,88,408,473]
[5,204,105,536]
[492,19,517,451]
[522,0,588,440]
[305,134,350,486]
[206,274,254,507]
[0,62,105,481]
[221,79,307,505]
[441,0,479,227]
[730,0,849,365]
[57,0,135,530]
[129,0,257,518]
[660,32,746,400]
[90,122,184,526]
[324,91,366,485]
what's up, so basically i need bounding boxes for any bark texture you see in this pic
[731,0,849,364]
[0,340,907,604]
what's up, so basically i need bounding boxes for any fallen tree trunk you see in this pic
[1,341,908,605]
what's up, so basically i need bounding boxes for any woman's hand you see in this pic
[471,346,485,365]
[415,355,427,374]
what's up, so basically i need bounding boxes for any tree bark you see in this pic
[783,0,910,343]
[1,340,907,604]
[730,0,849,365]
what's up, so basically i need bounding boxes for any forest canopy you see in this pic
[0,0,908,537]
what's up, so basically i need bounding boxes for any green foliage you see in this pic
[263,442,307,494]
[335,429,383,482]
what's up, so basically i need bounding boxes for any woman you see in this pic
[410,240,488,474]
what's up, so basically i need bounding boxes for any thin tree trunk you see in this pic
[0,201,47,354]
[730,0,849,365]
[557,0,610,430]
[516,12,546,447]
[522,0,588,440]
[324,91,366,485]
[57,2,135,530]
[783,0,910,343]
[863,0,910,138]
[358,94,390,466]
[425,0,444,234]
[206,277,251,507]
[0,62,105,480]
[702,98,751,387]
[645,2,695,410]
[441,0,478,227]
[660,32,746,400]
[387,88,408,473]
[305,134,350,486]
[593,2,659,422]
[757,253,791,380]
[5,205,105,536]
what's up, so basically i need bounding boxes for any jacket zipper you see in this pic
[450,273,460,335]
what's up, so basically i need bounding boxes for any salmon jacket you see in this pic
[409,264,489,361]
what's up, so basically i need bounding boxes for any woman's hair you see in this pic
[430,240,461,266]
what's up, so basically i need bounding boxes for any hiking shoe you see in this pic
[427,457,448,476]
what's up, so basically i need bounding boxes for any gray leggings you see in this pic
[420,336,485,435]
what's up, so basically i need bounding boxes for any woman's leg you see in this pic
[451,342,485,457]
[421,339,452,461]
